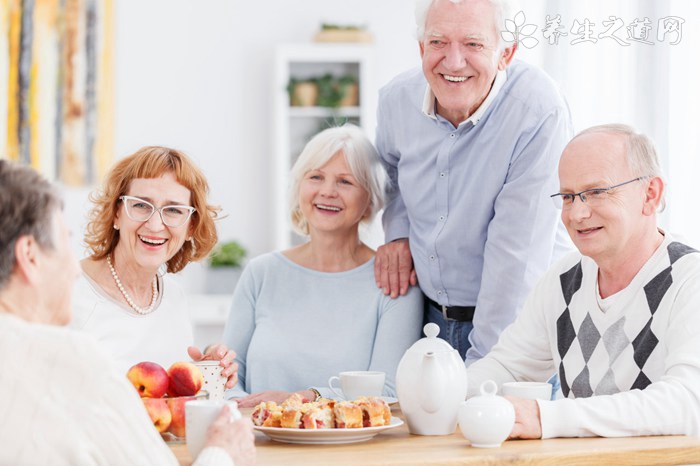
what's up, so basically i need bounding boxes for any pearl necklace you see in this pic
[107,255,159,315]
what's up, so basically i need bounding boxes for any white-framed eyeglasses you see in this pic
[550,177,647,210]
[119,195,196,228]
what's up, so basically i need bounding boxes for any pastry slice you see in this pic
[333,401,363,428]
[251,401,279,426]
[356,396,391,427]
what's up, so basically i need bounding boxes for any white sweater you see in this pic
[467,233,700,438]
[70,273,193,374]
[0,313,232,465]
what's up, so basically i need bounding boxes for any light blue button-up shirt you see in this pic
[376,60,574,363]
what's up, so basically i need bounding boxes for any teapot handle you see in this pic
[418,352,445,413]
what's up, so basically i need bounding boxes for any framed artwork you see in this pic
[1,0,113,185]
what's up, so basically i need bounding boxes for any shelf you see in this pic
[288,106,361,118]
[274,43,377,250]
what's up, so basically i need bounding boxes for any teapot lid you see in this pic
[407,323,457,353]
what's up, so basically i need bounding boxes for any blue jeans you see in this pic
[425,299,474,360]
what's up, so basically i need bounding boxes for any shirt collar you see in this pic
[421,69,508,126]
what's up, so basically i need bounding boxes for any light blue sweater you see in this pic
[222,252,423,398]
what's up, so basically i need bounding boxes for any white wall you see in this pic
[113,0,418,258]
[63,1,700,282]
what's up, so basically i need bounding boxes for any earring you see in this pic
[113,224,119,230]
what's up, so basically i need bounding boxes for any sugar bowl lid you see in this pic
[464,380,511,408]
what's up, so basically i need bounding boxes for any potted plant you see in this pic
[337,74,359,107]
[287,78,318,107]
[205,240,247,294]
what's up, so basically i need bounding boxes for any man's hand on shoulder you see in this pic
[374,238,417,298]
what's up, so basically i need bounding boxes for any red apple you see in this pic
[126,362,169,398]
[167,362,204,397]
[166,396,196,438]
[142,398,172,433]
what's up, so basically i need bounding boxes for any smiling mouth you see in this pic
[577,227,602,234]
[139,235,167,245]
[442,74,468,82]
[315,204,342,212]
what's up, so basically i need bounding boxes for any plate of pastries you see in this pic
[252,393,402,444]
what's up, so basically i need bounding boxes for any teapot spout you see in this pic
[418,352,446,413]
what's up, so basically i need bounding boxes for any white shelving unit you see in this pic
[273,43,377,250]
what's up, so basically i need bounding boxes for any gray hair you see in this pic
[573,124,666,209]
[415,0,514,46]
[0,160,62,290]
[289,124,386,237]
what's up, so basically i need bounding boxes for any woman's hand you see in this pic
[235,390,315,408]
[188,344,238,389]
[204,405,256,466]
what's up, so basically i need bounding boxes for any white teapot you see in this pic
[395,323,468,435]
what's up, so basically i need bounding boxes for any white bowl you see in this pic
[458,380,515,448]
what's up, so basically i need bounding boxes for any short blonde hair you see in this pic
[289,125,386,236]
[84,146,220,273]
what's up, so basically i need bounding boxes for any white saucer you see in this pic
[381,396,399,405]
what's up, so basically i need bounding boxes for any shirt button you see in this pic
[429,255,435,260]
[437,290,443,296]
[440,172,446,178]
[439,215,445,221]
[450,133,455,138]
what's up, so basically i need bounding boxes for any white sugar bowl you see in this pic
[458,380,515,448]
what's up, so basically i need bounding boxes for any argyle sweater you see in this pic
[467,233,700,437]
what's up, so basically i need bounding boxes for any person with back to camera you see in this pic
[374,0,574,365]
[70,146,238,387]
[0,160,255,465]
[223,124,423,407]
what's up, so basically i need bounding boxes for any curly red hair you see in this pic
[84,146,220,273]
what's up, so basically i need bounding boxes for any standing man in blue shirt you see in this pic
[374,0,573,363]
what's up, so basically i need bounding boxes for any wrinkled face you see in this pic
[41,211,80,325]
[558,133,648,264]
[419,0,514,127]
[298,151,371,237]
[114,172,193,272]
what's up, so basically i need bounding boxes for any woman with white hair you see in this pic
[223,124,423,407]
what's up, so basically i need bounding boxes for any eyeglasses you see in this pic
[119,195,196,228]
[550,177,647,210]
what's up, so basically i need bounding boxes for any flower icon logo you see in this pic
[501,11,539,49]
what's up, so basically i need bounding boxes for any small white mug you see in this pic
[186,399,241,458]
[501,381,553,400]
[193,360,226,400]
[328,371,385,400]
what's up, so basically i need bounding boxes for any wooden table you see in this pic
[171,407,700,465]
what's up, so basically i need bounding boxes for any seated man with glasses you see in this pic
[466,124,700,438]
[70,147,239,388]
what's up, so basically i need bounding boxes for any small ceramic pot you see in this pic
[458,380,515,448]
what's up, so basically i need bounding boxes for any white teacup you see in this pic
[328,371,385,400]
[186,399,241,458]
[501,381,553,400]
[193,360,226,400]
